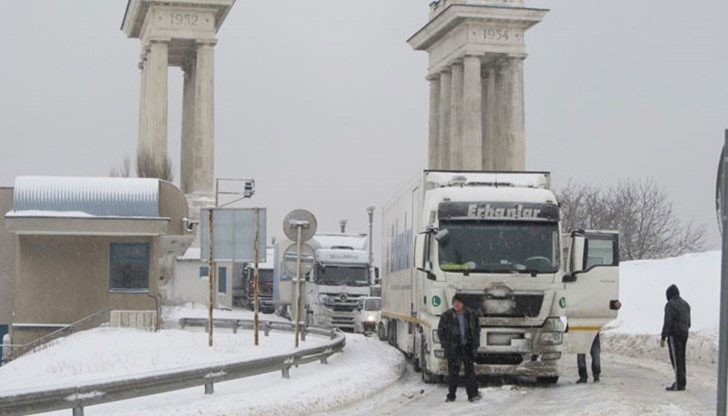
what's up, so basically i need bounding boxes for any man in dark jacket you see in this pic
[660,284,691,391]
[437,294,482,402]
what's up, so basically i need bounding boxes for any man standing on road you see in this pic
[576,332,601,383]
[437,294,482,403]
[660,284,691,391]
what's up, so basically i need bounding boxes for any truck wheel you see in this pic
[377,322,386,341]
[537,376,559,385]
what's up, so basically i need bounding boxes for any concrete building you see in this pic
[0,188,15,363]
[409,0,548,171]
[121,0,235,196]
[3,177,192,347]
[167,247,234,309]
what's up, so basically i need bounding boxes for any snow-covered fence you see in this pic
[0,319,345,416]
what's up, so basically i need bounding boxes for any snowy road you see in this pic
[325,352,717,416]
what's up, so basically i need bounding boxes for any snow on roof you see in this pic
[310,234,368,251]
[9,176,160,218]
[178,247,202,261]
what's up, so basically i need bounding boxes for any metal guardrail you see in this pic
[4,309,111,363]
[0,318,345,416]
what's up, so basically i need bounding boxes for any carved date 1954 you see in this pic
[483,28,510,41]
[170,13,199,26]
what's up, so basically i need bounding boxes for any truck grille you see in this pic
[475,353,524,366]
[460,293,543,318]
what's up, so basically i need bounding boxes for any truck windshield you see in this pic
[316,265,370,286]
[247,269,273,282]
[438,221,560,274]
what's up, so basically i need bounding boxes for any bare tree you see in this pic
[556,178,706,260]
[136,149,174,182]
[109,155,131,178]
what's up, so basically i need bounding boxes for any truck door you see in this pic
[564,231,620,354]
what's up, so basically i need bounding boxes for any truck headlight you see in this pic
[367,315,376,322]
[540,332,563,345]
[542,352,562,361]
[544,317,566,332]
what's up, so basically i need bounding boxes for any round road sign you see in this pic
[283,209,317,242]
[283,242,316,276]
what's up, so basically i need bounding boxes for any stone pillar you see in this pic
[146,39,169,165]
[493,60,510,171]
[508,56,526,170]
[427,75,441,170]
[462,56,483,170]
[438,70,452,170]
[181,59,196,194]
[483,66,497,170]
[137,54,150,156]
[191,40,216,194]
[449,61,464,170]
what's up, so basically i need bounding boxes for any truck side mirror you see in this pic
[570,235,586,273]
[374,267,380,279]
[434,229,450,246]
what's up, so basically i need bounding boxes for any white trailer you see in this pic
[380,170,620,383]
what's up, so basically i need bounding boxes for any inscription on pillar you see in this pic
[169,12,201,27]
[470,25,522,45]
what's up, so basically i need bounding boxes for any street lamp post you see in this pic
[367,205,375,284]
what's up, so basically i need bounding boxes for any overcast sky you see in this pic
[0,0,724,256]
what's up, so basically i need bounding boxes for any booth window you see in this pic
[218,267,227,294]
[199,266,209,278]
[109,243,150,292]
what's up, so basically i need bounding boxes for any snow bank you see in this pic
[611,251,720,335]
[602,251,721,366]
[0,327,323,393]
[163,304,290,326]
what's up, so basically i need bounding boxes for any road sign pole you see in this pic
[294,225,302,348]
[208,208,215,347]
[718,132,728,416]
[254,208,260,347]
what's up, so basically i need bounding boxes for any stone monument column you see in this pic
[191,40,216,194]
[408,0,546,171]
[462,55,483,170]
[483,66,497,170]
[449,61,464,169]
[427,75,441,169]
[122,0,234,197]
[493,60,510,171]
[137,55,150,156]
[146,39,170,165]
[508,55,526,170]
[181,60,196,194]
[438,70,452,170]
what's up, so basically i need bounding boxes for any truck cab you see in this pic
[380,171,620,384]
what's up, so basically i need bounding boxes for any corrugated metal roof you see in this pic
[11,176,160,218]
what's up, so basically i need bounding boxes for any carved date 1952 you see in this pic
[483,28,511,41]
[170,13,199,26]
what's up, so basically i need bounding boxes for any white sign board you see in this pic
[200,208,267,262]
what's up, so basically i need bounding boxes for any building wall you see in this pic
[159,181,188,236]
[167,260,233,309]
[12,235,159,345]
[0,188,16,327]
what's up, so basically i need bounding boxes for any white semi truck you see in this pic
[380,170,620,383]
[304,233,373,330]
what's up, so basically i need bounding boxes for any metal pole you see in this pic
[254,208,260,346]
[208,208,215,347]
[367,206,375,284]
[718,131,728,416]
[294,225,302,348]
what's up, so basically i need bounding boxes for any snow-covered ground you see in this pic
[0,327,326,394]
[162,304,290,326]
[0,252,723,415]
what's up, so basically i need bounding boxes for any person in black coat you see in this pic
[660,284,691,391]
[437,294,482,402]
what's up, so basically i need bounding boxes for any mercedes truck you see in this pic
[380,170,620,383]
